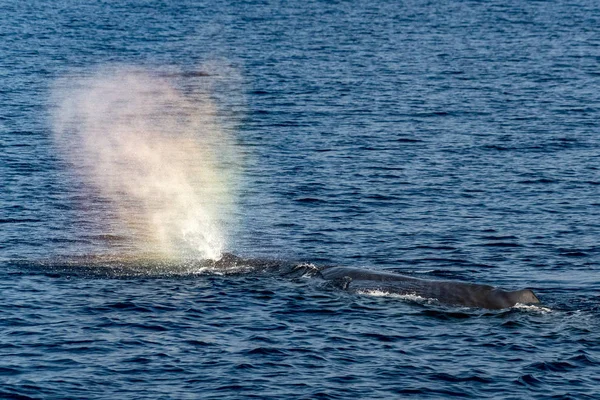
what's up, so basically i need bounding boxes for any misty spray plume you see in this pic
[51,66,241,260]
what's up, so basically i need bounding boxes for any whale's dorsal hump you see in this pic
[509,289,540,305]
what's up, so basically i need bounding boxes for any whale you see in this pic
[213,254,540,309]
[17,252,540,310]
[318,266,540,309]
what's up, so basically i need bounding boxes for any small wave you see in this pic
[527,360,576,373]
[293,263,320,278]
[189,264,256,276]
[0,218,42,224]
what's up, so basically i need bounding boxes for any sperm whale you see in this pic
[317,266,540,309]
[214,253,540,309]
[17,253,540,309]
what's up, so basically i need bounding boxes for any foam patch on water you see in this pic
[357,289,434,304]
[512,303,553,313]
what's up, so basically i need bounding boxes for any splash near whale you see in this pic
[51,66,242,260]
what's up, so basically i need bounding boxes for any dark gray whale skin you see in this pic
[318,266,540,309]
[213,254,540,309]
[212,254,540,309]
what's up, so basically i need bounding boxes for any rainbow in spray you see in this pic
[51,66,241,260]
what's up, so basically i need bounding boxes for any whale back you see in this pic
[319,266,540,309]
[320,266,419,283]
[504,289,540,306]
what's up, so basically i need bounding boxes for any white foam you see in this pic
[357,289,433,303]
[295,263,320,278]
[512,303,553,313]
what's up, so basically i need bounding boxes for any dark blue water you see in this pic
[2,0,600,398]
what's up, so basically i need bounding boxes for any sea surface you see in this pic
[1,0,600,398]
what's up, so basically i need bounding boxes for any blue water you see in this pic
[2,0,600,398]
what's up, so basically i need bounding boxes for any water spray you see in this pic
[51,66,240,260]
